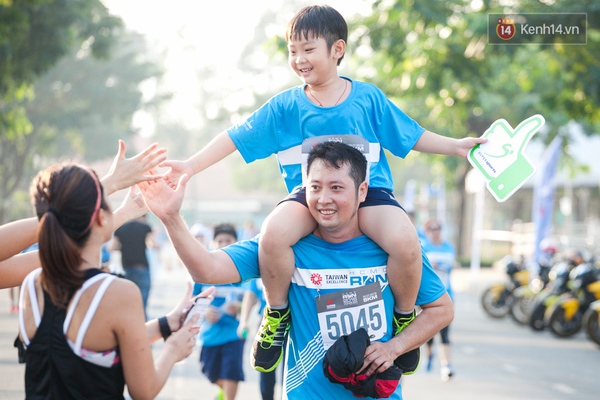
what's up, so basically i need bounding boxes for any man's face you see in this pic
[306,159,367,241]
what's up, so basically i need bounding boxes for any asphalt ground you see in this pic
[1,258,597,399]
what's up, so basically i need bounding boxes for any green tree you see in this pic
[0,0,122,222]
[350,0,600,255]
[26,30,164,161]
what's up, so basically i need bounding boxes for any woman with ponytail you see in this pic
[1,140,164,289]
[15,144,211,399]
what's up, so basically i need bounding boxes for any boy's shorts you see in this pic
[279,187,405,210]
[200,339,245,383]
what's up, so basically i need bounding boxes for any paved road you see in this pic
[1,264,598,399]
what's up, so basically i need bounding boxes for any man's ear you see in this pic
[332,39,346,61]
[358,181,368,203]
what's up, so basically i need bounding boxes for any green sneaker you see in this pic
[214,389,224,400]
[251,306,291,373]
[392,309,420,374]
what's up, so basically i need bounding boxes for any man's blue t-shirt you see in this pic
[227,78,425,193]
[223,235,446,400]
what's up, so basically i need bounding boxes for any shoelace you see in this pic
[259,314,285,346]
[393,314,415,335]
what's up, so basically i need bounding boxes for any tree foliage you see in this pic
[0,0,163,222]
[26,31,164,161]
[351,0,600,180]
[346,0,600,253]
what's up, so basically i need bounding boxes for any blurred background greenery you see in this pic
[1,0,598,262]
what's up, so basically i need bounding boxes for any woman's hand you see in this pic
[111,186,148,229]
[163,313,201,363]
[101,140,167,195]
[166,283,215,332]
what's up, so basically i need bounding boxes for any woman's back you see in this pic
[20,268,125,399]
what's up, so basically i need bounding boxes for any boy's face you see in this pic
[287,34,342,85]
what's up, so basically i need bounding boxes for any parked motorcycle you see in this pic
[481,256,529,318]
[546,262,600,338]
[528,261,572,331]
[582,299,600,346]
[510,260,553,325]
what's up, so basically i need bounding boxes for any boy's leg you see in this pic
[359,205,422,373]
[254,200,316,372]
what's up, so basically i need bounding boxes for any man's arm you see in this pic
[161,213,240,284]
[138,173,241,284]
[413,130,486,158]
[362,292,454,375]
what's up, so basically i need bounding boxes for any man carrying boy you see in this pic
[162,4,482,374]
[140,141,453,399]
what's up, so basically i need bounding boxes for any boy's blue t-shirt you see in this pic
[192,282,245,347]
[222,235,445,400]
[227,77,425,193]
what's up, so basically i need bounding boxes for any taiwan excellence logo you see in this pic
[496,17,516,40]
[310,273,323,286]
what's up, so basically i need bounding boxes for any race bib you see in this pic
[316,282,386,350]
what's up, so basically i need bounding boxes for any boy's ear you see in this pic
[332,39,346,60]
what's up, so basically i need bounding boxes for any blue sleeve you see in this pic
[221,237,261,282]
[368,84,425,158]
[416,248,447,306]
[227,98,281,164]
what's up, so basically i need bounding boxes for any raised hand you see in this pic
[111,186,149,229]
[160,159,194,189]
[137,173,190,221]
[101,140,167,194]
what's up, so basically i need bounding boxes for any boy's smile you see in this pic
[287,35,343,87]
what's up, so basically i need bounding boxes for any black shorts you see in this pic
[279,187,405,210]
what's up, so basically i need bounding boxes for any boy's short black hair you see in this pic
[306,141,367,189]
[286,5,348,65]
[213,223,237,240]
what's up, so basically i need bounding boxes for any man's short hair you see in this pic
[306,141,367,189]
[213,223,238,241]
[286,5,348,65]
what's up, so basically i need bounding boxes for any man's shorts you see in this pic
[199,339,245,383]
[279,187,405,210]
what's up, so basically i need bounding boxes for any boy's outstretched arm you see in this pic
[162,130,237,187]
[137,175,241,285]
[413,130,487,158]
